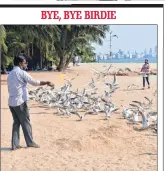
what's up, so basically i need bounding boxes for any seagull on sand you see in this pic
[129,104,149,128]
[113,73,118,86]
[138,110,149,128]
[105,82,113,89]
[104,90,112,98]
[146,111,157,124]
[88,77,95,88]
[133,112,139,122]
[127,84,139,90]
[104,105,119,120]
[121,105,134,119]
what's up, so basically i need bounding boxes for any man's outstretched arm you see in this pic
[22,71,54,87]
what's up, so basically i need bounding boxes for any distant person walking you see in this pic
[75,56,79,66]
[73,57,76,66]
[73,56,79,66]
[141,59,150,90]
[7,56,54,150]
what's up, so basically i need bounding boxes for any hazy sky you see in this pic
[92,25,157,54]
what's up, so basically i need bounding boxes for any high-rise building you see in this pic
[154,45,157,55]
[149,48,152,55]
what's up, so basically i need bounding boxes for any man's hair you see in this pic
[13,56,25,66]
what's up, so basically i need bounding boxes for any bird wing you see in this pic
[91,77,94,83]
[125,68,132,72]
[144,96,150,102]
[105,64,112,73]
[113,74,116,84]
[111,107,120,113]
[91,68,100,73]
[117,68,124,73]
[132,101,142,106]
[71,77,75,81]
[72,111,81,119]
[104,82,110,85]
[129,104,140,108]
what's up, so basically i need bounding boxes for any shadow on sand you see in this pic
[122,88,143,91]
[139,152,157,156]
[1,147,11,151]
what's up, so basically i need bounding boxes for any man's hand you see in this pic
[47,81,54,87]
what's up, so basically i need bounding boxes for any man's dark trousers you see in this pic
[9,102,34,148]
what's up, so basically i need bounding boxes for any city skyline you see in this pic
[92,25,157,54]
[95,45,157,60]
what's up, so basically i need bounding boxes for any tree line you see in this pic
[0,25,109,72]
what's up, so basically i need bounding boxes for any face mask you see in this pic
[23,66,28,70]
[19,61,27,70]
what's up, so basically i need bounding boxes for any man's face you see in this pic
[19,59,27,70]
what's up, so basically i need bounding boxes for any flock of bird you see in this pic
[28,64,157,133]
[121,97,157,132]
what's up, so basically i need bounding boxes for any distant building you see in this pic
[95,45,157,61]
[149,48,152,55]
[154,45,158,56]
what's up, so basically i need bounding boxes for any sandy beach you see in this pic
[1,63,157,171]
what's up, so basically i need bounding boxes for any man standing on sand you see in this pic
[7,55,54,150]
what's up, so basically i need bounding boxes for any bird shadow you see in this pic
[113,112,120,114]
[1,147,28,151]
[139,153,157,156]
[99,118,109,121]
[75,120,83,122]
[126,122,140,125]
[55,114,70,118]
[122,88,143,91]
[44,108,52,111]
[117,117,125,120]
[30,112,54,115]
[145,134,157,136]
[133,127,150,132]
[31,105,49,109]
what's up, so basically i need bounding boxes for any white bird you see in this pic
[104,90,112,98]
[138,111,149,128]
[133,112,139,122]
[146,111,157,124]
[121,105,134,119]
[105,82,113,89]
[105,105,119,120]
[113,73,117,86]
[127,84,139,90]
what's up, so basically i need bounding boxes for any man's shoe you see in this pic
[27,143,40,148]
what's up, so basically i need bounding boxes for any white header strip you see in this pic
[0,8,163,25]
[0,1,164,5]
